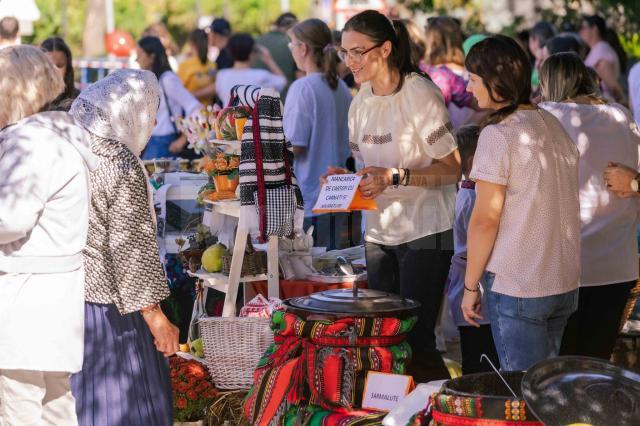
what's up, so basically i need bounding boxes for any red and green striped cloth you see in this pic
[244,310,416,425]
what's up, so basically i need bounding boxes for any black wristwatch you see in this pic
[391,168,400,188]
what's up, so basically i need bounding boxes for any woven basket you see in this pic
[221,236,267,276]
[199,316,273,390]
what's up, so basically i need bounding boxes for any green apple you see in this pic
[201,243,227,273]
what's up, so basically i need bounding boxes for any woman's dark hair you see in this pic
[227,33,255,62]
[455,124,480,175]
[188,28,209,65]
[530,21,556,47]
[290,19,339,90]
[545,35,582,56]
[465,35,532,125]
[343,10,427,88]
[41,37,76,100]
[138,36,172,79]
[424,16,465,66]
[583,14,627,70]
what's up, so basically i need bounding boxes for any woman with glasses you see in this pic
[284,19,353,250]
[327,9,461,382]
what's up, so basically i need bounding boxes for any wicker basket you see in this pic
[199,316,273,390]
[221,236,267,276]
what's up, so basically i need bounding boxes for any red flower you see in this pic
[176,396,187,409]
[177,382,190,394]
[186,390,198,401]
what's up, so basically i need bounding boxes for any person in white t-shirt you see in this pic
[215,33,287,107]
[539,52,640,360]
[326,10,462,382]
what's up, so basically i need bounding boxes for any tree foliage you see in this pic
[32,0,311,56]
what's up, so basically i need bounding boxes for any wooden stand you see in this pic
[188,200,279,317]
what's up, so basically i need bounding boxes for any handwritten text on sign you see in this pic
[312,174,362,213]
[361,371,414,412]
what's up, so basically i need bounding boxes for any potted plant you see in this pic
[200,153,240,201]
[171,356,218,426]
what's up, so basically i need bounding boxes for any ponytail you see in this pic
[321,44,339,90]
[290,18,340,90]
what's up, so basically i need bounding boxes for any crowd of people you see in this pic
[0,7,639,425]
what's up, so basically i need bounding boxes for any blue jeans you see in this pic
[142,133,178,160]
[485,272,578,371]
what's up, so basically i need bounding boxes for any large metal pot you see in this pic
[283,282,420,318]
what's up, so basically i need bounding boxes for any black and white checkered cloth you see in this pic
[232,85,304,239]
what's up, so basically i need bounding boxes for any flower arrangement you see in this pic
[198,153,241,201]
[215,106,251,141]
[170,356,219,422]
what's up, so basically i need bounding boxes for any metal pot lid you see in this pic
[284,285,421,315]
[522,356,640,425]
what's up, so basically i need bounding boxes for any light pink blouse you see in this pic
[470,109,581,298]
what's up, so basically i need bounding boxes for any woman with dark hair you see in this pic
[137,36,200,159]
[41,36,79,107]
[177,28,216,104]
[328,9,461,381]
[461,36,581,371]
[215,33,286,106]
[539,53,640,361]
[284,18,353,250]
[580,15,626,102]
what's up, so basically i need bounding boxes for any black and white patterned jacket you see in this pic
[83,137,169,314]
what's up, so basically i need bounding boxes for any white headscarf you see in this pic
[69,69,160,156]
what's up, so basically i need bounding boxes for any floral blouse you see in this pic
[421,63,473,109]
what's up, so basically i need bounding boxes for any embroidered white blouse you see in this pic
[349,73,457,246]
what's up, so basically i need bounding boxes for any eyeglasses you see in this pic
[287,41,303,51]
[337,42,384,63]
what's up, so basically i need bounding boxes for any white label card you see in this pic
[312,174,362,213]
[361,371,414,412]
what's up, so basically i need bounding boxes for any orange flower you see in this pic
[229,156,240,168]
[176,396,187,409]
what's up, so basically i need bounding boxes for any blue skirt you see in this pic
[71,303,172,426]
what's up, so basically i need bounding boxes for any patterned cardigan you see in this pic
[83,137,169,314]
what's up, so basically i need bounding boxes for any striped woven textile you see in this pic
[244,311,416,425]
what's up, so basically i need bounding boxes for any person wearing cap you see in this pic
[254,12,299,98]
[209,17,234,70]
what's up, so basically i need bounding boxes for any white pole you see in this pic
[280,0,290,12]
[105,0,115,33]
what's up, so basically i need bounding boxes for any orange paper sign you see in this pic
[312,174,377,214]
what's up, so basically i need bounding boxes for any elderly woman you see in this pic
[69,69,179,425]
[0,46,96,424]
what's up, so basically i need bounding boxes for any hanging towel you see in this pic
[232,85,304,241]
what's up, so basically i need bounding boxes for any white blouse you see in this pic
[540,101,640,287]
[349,73,457,246]
[154,71,201,137]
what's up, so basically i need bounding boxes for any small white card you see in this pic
[361,371,414,412]
[312,174,362,213]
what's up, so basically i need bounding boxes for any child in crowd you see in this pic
[445,125,500,374]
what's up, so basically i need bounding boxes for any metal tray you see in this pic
[522,356,640,426]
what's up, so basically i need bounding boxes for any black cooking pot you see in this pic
[522,356,640,426]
